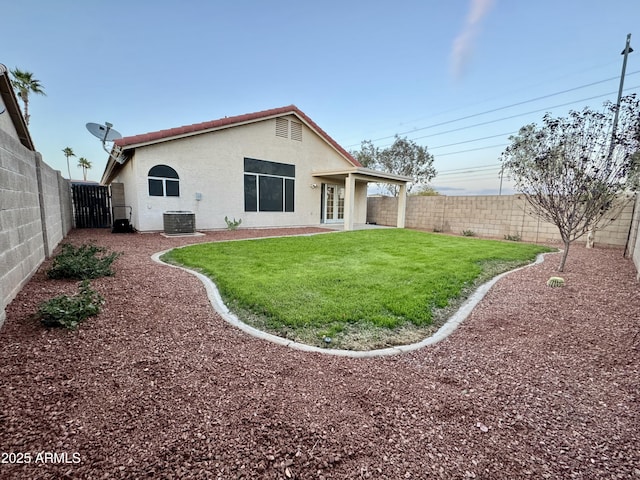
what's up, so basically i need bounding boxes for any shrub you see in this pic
[504,233,522,242]
[224,216,242,230]
[37,280,104,329]
[462,230,476,237]
[47,243,120,279]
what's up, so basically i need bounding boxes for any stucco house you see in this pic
[100,105,409,232]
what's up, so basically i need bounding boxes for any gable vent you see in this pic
[276,117,288,138]
[291,121,302,141]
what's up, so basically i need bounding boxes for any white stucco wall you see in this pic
[111,115,367,231]
[0,96,20,140]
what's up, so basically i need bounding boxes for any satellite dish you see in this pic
[86,122,122,142]
[86,121,127,164]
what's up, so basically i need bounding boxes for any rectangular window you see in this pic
[244,158,295,213]
[244,158,295,177]
[165,180,180,197]
[149,179,164,196]
[259,176,284,211]
[285,178,294,212]
[244,174,257,212]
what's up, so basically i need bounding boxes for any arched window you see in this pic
[148,165,180,197]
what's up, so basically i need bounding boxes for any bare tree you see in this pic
[501,94,640,271]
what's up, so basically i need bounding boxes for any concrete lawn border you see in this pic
[151,238,557,358]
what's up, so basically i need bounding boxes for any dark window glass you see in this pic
[149,179,164,196]
[259,176,284,212]
[285,178,294,212]
[244,158,295,177]
[149,165,179,179]
[166,180,180,197]
[244,174,257,212]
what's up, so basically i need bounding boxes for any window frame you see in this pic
[244,158,295,213]
[148,165,180,197]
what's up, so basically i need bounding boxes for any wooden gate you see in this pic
[72,184,112,228]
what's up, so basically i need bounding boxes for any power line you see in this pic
[435,174,501,183]
[435,143,509,157]
[430,131,517,150]
[359,79,639,184]
[415,86,638,160]
[406,85,640,145]
[402,73,638,138]
[346,72,640,148]
[436,163,498,173]
[411,84,638,161]
[436,166,500,177]
[388,59,623,136]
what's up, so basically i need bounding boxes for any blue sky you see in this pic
[3,0,639,194]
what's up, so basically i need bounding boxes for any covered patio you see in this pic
[312,166,411,231]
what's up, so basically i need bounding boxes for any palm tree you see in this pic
[10,68,46,126]
[77,157,92,181]
[62,147,75,180]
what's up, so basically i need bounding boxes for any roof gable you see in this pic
[114,105,361,167]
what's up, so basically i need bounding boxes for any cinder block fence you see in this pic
[367,194,636,248]
[0,129,72,326]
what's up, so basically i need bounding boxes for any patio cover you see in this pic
[312,167,411,231]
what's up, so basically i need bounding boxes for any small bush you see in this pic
[462,230,476,237]
[47,243,120,279]
[37,280,104,329]
[224,216,242,230]
[504,233,522,242]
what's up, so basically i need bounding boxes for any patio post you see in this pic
[344,173,356,231]
[397,182,407,228]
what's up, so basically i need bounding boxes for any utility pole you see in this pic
[611,33,633,153]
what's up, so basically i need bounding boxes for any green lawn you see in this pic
[162,229,552,349]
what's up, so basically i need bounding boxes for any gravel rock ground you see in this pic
[1,228,638,479]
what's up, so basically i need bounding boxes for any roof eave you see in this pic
[0,64,35,151]
[112,105,362,168]
[312,167,412,184]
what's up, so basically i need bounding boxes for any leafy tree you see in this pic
[351,140,379,168]
[9,67,46,126]
[501,94,640,271]
[62,147,75,180]
[351,136,436,196]
[413,185,441,196]
[77,157,92,181]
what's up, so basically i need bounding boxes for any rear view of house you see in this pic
[100,105,409,232]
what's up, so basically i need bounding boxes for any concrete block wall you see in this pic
[0,129,71,327]
[60,173,73,236]
[37,155,72,257]
[368,194,635,248]
[1,129,44,326]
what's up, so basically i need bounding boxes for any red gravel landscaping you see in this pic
[1,228,638,479]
